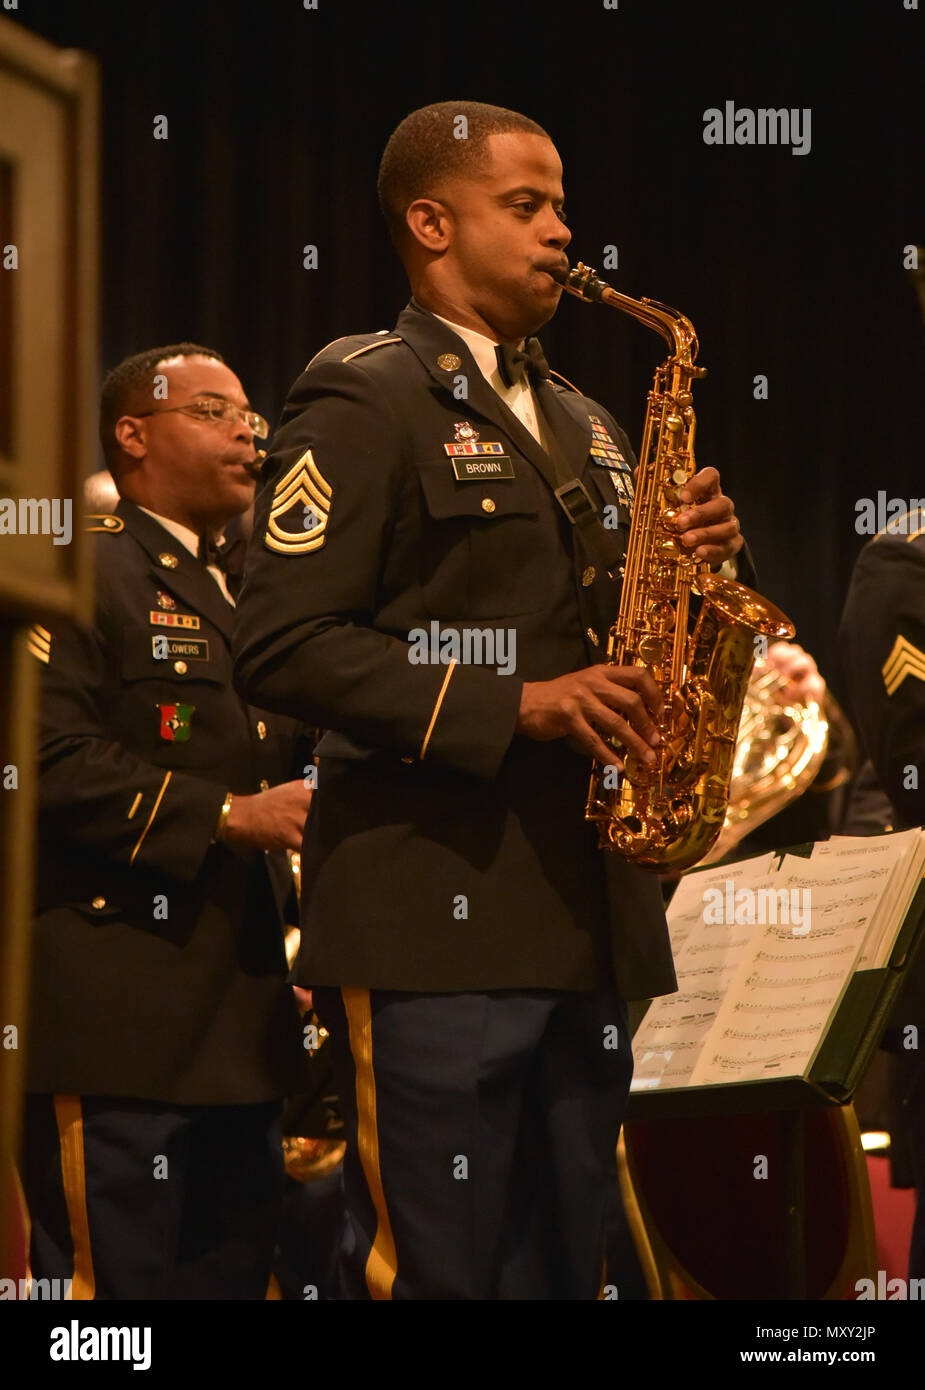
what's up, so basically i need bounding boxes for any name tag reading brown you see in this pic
[451,456,515,481]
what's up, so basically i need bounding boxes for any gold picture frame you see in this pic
[0,15,98,624]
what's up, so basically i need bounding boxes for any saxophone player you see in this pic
[22,345,313,1298]
[233,101,749,1300]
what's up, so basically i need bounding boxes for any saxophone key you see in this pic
[638,635,666,664]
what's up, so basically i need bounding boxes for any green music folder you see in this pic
[627,830,925,1119]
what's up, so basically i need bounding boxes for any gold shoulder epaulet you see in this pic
[873,506,925,543]
[341,337,403,363]
[85,513,123,534]
[302,334,402,372]
[549,368,582,394]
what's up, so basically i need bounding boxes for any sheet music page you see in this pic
[887,834,925,966]
[812,828,923,961]
[632,833,925,1093]
[631,854,776,1091]
[808,831,924,968]
[661,853,777,956]
[689,862,878,1086]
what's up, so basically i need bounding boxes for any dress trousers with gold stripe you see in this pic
[232,299,749,1298]
[20,500,310,1298]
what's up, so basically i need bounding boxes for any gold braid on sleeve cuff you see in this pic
[419,660,458,761]
[129,771,173,864]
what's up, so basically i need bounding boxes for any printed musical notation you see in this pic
[631,831,925,1092]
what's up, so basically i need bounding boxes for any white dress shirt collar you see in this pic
[136,507,234,605]
[136,506,201,558]
[431,313,522,391]
[431,313,542,445]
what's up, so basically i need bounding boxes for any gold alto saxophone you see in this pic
[553,262,795,872]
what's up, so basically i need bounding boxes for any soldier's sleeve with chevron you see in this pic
[839,530,925,827]
[882,633,925,697]
[34,583,228,884]
[233,351,524,780]
[264,449,333,554]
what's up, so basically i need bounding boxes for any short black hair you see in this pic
[98,342,224,468]
[377,100,549,249]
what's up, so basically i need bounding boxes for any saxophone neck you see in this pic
[604,287,701,370]
[554,262,701,367]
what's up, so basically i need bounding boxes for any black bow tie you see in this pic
[198,532,247,596]
[495,338,550,389]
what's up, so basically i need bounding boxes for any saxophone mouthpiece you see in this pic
[557,262,611,301]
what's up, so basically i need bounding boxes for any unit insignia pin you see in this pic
[157,702,195,743]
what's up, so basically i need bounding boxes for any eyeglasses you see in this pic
[136,398,270,439]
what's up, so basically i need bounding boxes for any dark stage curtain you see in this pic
[15,0,925,697]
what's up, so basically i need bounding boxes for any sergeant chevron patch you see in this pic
[26,623,52,664]
[882,634,925,696]
[264,449,332,554]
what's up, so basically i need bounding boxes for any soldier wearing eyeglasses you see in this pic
[21,342,314,1299]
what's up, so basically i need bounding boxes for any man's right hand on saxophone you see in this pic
[516,462,746,768]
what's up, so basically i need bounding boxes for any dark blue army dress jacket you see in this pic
[27,500,307,1104]
[233,301,679,1002]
